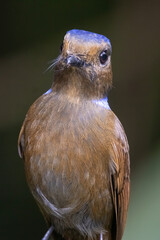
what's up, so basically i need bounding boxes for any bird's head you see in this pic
[52,29,112,99]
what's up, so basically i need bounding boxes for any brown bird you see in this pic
[18,29,130,240]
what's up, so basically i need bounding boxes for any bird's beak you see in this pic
[65,55,84,68]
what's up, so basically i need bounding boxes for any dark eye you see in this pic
[99,50,109,64]
[60,43,63,52]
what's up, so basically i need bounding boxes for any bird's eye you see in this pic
[60,43,63,52]
[99,50,109,65]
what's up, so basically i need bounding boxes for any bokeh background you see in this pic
[1,0,160,239]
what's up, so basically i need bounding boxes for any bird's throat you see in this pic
[52,69,110,100]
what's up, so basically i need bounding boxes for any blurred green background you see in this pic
[0,0,160,239]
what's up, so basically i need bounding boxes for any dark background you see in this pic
[1,0,160,239]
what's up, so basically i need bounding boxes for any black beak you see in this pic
[65,55,84,68]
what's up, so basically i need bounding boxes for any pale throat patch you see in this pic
[92,97,110,110]
[44,89,111,110]
[44,88,52,95]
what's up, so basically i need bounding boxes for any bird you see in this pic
[18,29,130,240]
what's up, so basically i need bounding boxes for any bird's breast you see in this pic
[24,93,116,227]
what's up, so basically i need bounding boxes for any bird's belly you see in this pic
[24,104,114,237]
[25,139,113,237]
[34,165,113,238]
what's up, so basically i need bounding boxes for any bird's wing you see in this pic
[18,122,25,159]
[109,121,130,240]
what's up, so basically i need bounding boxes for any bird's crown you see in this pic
[66,29,111,46]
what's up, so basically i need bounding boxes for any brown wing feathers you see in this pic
[110,136,130,240]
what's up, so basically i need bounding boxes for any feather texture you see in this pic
[18,29,130,240]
